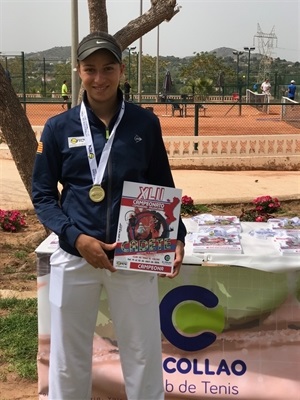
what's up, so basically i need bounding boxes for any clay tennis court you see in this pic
[25,102,300,136]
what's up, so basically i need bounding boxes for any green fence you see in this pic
[20,99,300,136]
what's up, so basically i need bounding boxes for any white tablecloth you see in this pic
[35,221,300,273]
[183,220,300,272]
[35,221,300,400]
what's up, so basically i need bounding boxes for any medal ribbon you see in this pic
[80,100,125,186]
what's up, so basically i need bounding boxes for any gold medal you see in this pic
[89,185,105,202]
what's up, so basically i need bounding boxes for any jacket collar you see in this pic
[82,88,124,128]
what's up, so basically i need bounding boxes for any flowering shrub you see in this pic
[0,209,27,232]
[180,194,281,222]
[252,195,281,214]
[181,195,209,216]
[181,195,196,215]
[240,195,281,222]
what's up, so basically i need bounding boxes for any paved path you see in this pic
[0,159,34,210]
[173,169,300,203]
[1,158,299,210]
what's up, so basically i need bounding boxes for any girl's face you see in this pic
[77,49,124,105]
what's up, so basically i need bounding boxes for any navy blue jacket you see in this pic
[32,90,186,257]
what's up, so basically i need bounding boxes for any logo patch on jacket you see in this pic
[68,137,86,147]
[134,134,142,143]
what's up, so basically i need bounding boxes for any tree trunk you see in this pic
[88,0,108,32]
[0,64,37,203]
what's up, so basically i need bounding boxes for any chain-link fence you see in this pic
[1,55,71,99]
[1,54,299,102]
[21,99,300,137]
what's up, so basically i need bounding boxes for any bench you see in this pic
[171,103,183,117]
[183,104,207,117]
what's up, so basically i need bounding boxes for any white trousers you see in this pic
[48,247,164,400]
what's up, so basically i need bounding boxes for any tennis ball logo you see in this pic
[160,285,225,351]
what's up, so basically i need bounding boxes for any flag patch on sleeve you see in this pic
[37,141,43,154]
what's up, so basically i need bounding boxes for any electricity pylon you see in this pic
[253,23,278,83]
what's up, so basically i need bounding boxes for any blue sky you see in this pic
[0,0,299,62]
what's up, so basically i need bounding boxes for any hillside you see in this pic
[25,46,265,62]
[26,46,71,60]
[210,47,262,60]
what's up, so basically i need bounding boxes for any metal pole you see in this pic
[243,47,255,89]
[43,57,46,95]
[238,85,242,116]
[71,0,80,107]
[233,50,244,91]
[21,51,26,112]
[237,54,242,116]
[194,105,199,136]
[127,46,136,84]
[237,54,240,86]
[137,0,143,103]
[128,50,131,83]
[247,51,250,88]
[156,25,159,102]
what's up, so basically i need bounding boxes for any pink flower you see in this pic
[0,209,27,232]
[255,216,265,222]
[181,195,194,206]
[181,195,196,215]
[242,195,281,222]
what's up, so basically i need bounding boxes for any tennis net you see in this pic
[281,97,300,129]
[246,89,270,114]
